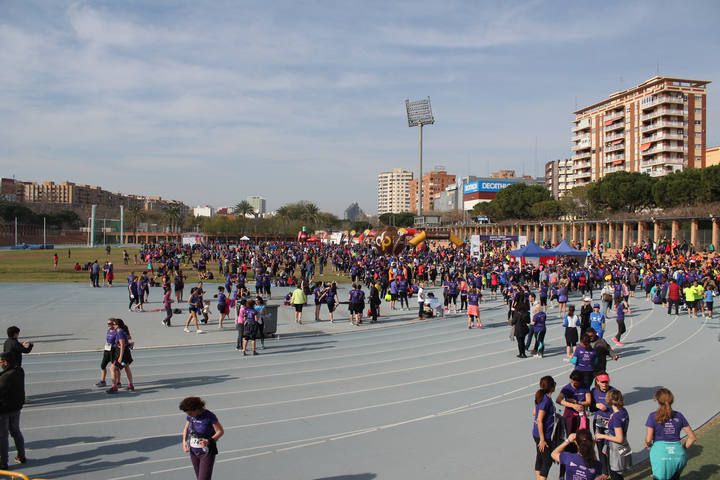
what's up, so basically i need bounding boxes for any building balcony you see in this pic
[605,165,626,174]
[604,132,625,142]
[641,108,688,121]
[572,141,592,151]
[574,171,592,181]
[604,143,625,153]
[642,132,686,142]
[603,110,625,121]
[604,121,625,132]
[647,167,682,177]
[641,121,686,133]
[573,119,592,132]
[572,151,592,161]
[572,133,591,142]
[605,154,625,163]
[641,144,686,156]
[641,94,686,110]
[642,156,685,168]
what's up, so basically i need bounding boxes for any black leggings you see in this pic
[616,319,626,341]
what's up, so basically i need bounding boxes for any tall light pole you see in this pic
[405,97,435,219]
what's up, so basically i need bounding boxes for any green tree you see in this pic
[530,199,563,219]
[558,185,593,218]
[588,171,656,212]
[482,184,552,220]
[161,203,183,233]
[234,200,255,218]
[378,212,415,227]
[126,202,145,242]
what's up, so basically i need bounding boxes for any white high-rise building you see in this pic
[377,168,413,215]
[246,196,266,216]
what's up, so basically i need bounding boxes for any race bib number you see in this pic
[104,343,112,351]
[189,435,204,449]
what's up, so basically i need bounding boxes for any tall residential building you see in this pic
[572,76,709,186]
[706,146,720,167]
[377,168,413,215]
[545,159,574,199]
[246,196,266,216]
[408,166,456,214]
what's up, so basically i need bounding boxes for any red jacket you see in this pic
[668,282,681,301]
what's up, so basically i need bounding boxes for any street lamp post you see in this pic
[405,97,435,219]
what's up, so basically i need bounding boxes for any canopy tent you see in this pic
[239,235,250,241]
[510,240,551,257]
[510,240,555,266]
[547,240,587,257]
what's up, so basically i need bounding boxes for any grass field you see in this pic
[0,247,351,285]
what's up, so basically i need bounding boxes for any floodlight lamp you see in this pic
[406,97,434,127]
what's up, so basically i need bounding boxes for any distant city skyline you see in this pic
[1,0,719,216]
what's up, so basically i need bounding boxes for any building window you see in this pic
[695,120,702,125]
[695,95,702,101]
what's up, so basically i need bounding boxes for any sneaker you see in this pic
[242,351,247,356]
[14,456,27,465]
[562,358,570,363]
[611,337,619,344]
[183,328,191,333]
[615,340,625,347]
[252,351,258,356]
[196,329,204,334]
[127,383,135,391]
[106,386,118,394]
[95,380,107,387]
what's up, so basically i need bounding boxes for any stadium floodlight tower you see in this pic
[405,97,434,218]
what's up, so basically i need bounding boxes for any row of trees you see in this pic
[0,202,82,228]
[472,166,720,221]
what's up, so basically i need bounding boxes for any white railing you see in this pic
[604,110,625,121]
[641,108,687,121]
[604,143,625,153]
[604,132,625,142]
[642,156,685,167]
[605,154,625,162]
[641,95,686,109]
[605,121,625,131]
[572,152,592,161]
[642,132,685,142]
[641,121,685,133]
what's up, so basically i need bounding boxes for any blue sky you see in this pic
[1,0,719,215]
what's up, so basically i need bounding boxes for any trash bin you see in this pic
[262,305,279,337]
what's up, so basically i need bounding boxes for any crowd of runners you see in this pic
[1,236,717,479]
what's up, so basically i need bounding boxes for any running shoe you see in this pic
[106,386,118,394]
[252,351,258,355]
[95,381,106,387]
[183,328,190,333]
[196,329,204,334]
[127,384,135,391]
[14,456,26,465]
[614,340,625,347]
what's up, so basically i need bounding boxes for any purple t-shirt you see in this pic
[105,329,117,346]
[559,452,602,480]
[608,408,630,435]
[645,410,689,442]
[572,345,596,372]
[187,410,218,453]
[532,395,555,440]
[468,292,480,306]
[560,383,589,415]
[532,312,547,333]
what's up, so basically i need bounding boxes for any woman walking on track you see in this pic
[106,319,134,394]
[180,397,224,480]
[563,305,580,361]
[290,282,307,324]
[532,375,556,480]
[96,319,116,387]
[645,388,696,480]
[467,287,482,329]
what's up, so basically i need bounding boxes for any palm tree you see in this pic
[234,200,255,219]
[161,203,183,233]
[126,202,144,243]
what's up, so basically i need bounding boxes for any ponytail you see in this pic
[654,388,674,424]
[535,375,556,404]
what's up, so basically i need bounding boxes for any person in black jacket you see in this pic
[512,286,531,358]
[0,352,26,469]
[369,283,381,323]
[3,326,33,368]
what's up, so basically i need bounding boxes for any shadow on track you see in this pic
[27,374,235,407]
[314,474,377,480]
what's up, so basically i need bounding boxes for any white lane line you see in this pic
[25,321,565,410]
[25,314,562,384]
[106,474,146,480]
[24,300,522,372]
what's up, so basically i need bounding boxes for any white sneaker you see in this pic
[196,329,204,334]
[183,328,190,333]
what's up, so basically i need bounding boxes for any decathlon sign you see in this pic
[463,180,516,194]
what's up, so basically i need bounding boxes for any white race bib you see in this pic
[104,343,112,351]
[189,435,204,449]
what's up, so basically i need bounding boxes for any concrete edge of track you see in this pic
[29,313,440,356]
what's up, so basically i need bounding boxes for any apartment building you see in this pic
[246,196,267,216]
[572,76,709,186]
[408,166,456,214]
[545,159,574,198]
[377,168,413,215]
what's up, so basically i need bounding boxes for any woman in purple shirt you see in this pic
[532,375,556,480]
[180,397,224,480]
[595,389,630,480]
[645,388,696,480]
[571,334,597,389]
[551,430,603,480]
